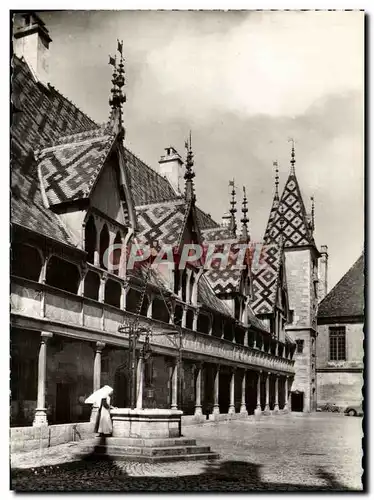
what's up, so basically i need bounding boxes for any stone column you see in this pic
[181,305,187,328]
[274,374,279,413]
[213,365,220,415]
[240,370,248,415]
[169,301,175,325]
[186,269,192,304]
[264,372,270,415]
[243,329,248,347]
[284,376,289,412]
[194,363,203,416]
[171,360,178,410]
[94,222,100,267]
[146,294,153,319]
[136,356,144,409]
[254,371,262,416]
[228,368,235,414]
[93,342,105,392]
[33,332,53,426]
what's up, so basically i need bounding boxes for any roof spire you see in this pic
[241,186,250,241]
[184,131,195,202]
[229,179,237,237]
[108,40,126,137]
[310,195,315,233]
[273,160,279,200]
[288,138,296,175]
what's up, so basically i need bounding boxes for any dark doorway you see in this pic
[291,391,304,412]
[55,383,72,423]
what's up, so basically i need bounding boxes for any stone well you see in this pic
[110,408,183,439]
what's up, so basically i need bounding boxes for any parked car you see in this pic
[344,405,363,417]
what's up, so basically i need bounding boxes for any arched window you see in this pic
[223,320,233,341]
[189,272,195,304]
[186,309,194,330]
[105,279,121,308]
[112,232,122,276]
[152,297,170,323]
[181,270,187,302]
[11,243,42,281]
[99,224,110,270]
[212,315,223,338]
[46,256,80,294]
[197,313,210,334]
[84,215,97,264]
[84,270,100,301]
[174,304,183,327]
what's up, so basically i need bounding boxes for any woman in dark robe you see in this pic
[95,389,113,436]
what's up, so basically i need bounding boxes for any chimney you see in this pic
[158,147,184,195]
[318,245,328,300]
[13,12,52,85]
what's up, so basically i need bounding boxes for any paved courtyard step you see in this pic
[76,436,219,462]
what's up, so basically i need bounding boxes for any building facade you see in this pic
[11,13,297,434]
[316,254,364,410]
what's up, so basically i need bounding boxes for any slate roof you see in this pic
[252,242,282,315]
[264,169,315,248]
[37,128,115,206]
[318,254,364,319]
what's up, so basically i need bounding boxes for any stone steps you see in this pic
[76,436,219,463]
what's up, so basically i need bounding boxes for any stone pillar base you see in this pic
[212,405,220,416]
[239,406,248,416]
[33,409,48,426]
[228,406,235,415]
[273,404,279,414]
[194,406,203,417]
[263,405,271,416]
[283,406,289,414]
[254,406,262,417]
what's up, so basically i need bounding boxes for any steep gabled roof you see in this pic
[12,56,97,156]
[264,170,315,248]
[37,127,116,206]
[318,254,364,319]
[251,242,283,315]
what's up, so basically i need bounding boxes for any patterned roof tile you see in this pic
[251,243,282,315]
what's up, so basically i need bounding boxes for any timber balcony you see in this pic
[10,276,295,376]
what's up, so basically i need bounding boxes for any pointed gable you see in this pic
[264,172,314,248]
[252,242,283,315]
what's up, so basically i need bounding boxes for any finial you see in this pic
[273,160,279,200]
[184,131,195,202]
[288,138,296,175]
[310,195,315,232]
[241,186,250,241]
[108,40,126,136]
[229,179,237,237]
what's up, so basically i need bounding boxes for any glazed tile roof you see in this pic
[12,56,97,156]
[125,148,179,206]
[264,170,315,248]
[37,128,115,205]
[198,275,234,317]
[202,226,235,242]
[251,243,282,315]
[136,199,188,247]
[195,207,220,230]
[11,158,77,247]
[318,254,364,319]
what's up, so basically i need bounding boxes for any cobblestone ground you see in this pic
[11,413,363,492]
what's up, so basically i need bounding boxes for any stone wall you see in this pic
[285,249,312,327]
[316,323,364,369]
[317,371,363,408]
[316,321,363,408]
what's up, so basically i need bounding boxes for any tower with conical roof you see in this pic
[262,142,320,412]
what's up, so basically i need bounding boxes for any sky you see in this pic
[38,10,364,291]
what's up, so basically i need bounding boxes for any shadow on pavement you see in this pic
[11,454,358,492]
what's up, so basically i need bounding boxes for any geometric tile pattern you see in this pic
[251,243,282,315]
[205,243,248,295]
[264,172,314,248]
[136,200,187,247]
[202,226,235,242]
[37,131,115,205]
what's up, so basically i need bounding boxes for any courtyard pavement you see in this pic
[11,413,363,492]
